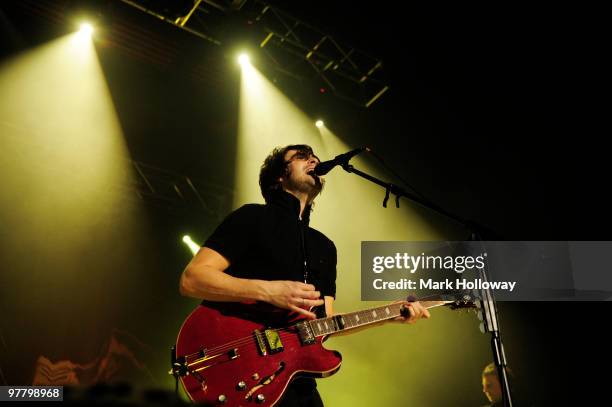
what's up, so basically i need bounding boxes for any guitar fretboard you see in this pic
[307,303,405,337]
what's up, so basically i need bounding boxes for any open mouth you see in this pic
[306,170,319,182]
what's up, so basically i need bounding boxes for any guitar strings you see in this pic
[183,326,316,365]
[183,308,398,360]
[184,304,455,371]
[184,307,406,364]
[185,307,421,370]
[181,295,455,363]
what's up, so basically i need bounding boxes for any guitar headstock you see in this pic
[413,291,478,311]
[441,291,478,311]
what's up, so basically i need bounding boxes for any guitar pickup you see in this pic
[295,321,315,345]
[264,329,284,354]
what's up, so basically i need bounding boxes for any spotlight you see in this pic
[238,54,250,66]
[315,120,324,128]
[71,21,95,45]
[78,22,94,37]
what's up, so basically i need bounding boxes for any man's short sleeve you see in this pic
[203,204,261,263]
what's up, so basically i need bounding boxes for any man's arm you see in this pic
[179,247,324,319]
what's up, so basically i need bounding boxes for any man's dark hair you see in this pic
[259,144,314,202]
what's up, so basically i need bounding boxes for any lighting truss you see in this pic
[119,0,389,107]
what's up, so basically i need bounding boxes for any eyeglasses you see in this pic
[285,151,320,164]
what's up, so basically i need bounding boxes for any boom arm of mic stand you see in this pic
[341,163,469,227]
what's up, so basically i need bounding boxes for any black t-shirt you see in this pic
[203,190,333,406]
[204,189,337,299]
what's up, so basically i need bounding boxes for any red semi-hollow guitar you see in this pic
[174,296,473,406]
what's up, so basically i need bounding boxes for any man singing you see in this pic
[180,144,430,406]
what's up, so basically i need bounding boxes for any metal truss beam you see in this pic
[130,161,232,220]
[118,0,389,107]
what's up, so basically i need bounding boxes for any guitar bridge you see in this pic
[254,330,267,356]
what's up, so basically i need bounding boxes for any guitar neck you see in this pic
[307,301,450,337]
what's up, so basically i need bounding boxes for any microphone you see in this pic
[313,147,369,176]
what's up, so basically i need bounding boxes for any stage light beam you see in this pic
[316,120,324,128]
[0,33,147,324]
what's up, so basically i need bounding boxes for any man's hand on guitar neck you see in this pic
[393,300,431,324]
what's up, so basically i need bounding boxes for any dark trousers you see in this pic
[276,378,324,407]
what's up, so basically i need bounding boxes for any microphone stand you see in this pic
[340,161,514,407]
[474,241,514,407]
